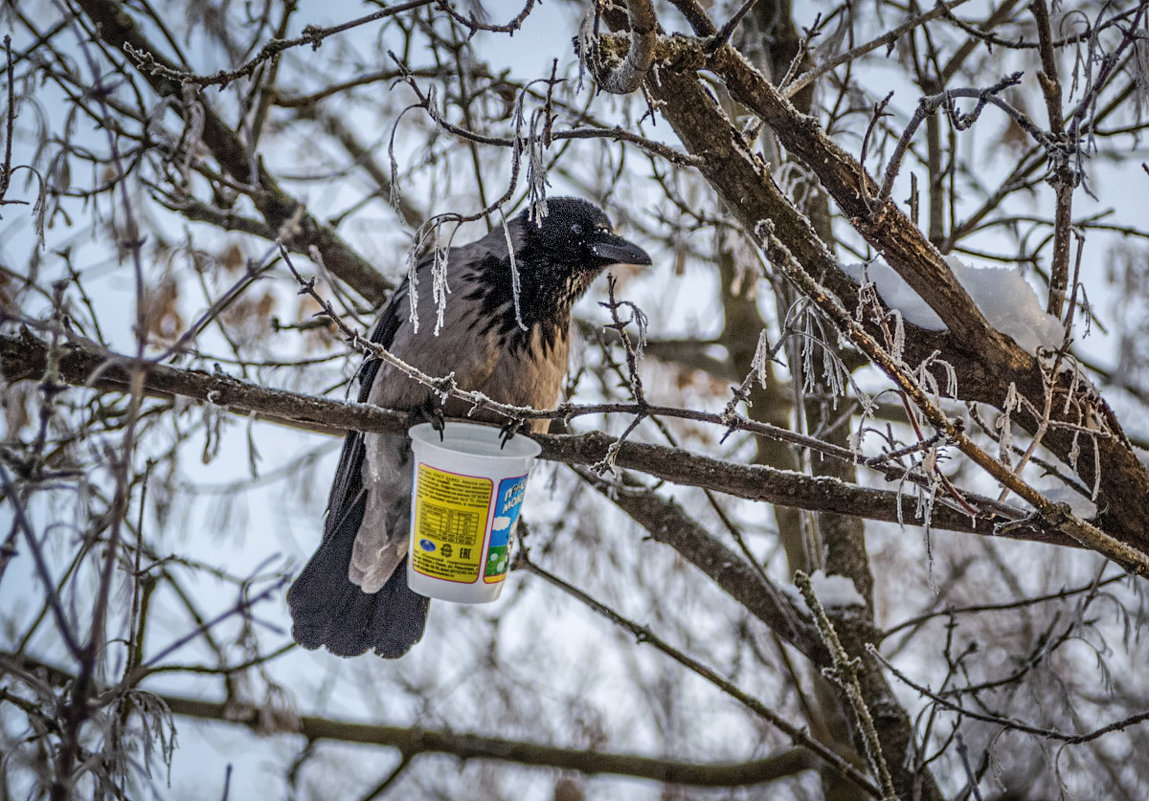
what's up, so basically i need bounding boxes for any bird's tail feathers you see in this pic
[288,444,429,658]
[348,486,411,594]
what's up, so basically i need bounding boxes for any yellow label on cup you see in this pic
[410,464,492,583]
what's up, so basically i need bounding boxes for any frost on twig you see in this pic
[784,298,848,406]
[498,206,527,332]
[404,226,429,334]
[600,274,649,397]
[794,571,897,801]
[524,106,550,223]
[915,351,958,400]
[749,329,773,390]
[430,229,452,336]
[177,84,205,188]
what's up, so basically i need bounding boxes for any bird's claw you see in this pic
[499,418,525,449]
[409,398,447,441]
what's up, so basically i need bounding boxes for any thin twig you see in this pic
[795,572,897,801]
[868,644,1149,744]
[138,577,289,671]
[357,754,414,801]
[0,35,15,203]
[785,0,976,99]
[1030,0,1072,318]
[880,571,1125,638]
[707,0,760,51]
[0,464,84,659]
[880,73,1027,202]
[124,1,436,88]
[517,550,881,797]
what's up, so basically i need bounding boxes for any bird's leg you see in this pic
[498,417,526,449]
[409,395,446,440]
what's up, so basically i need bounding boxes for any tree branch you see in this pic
[579,0,657,95]
[617,30,1149,557]
[3,651,820,789]
[0,328,1075,547]
[71,0,392,304]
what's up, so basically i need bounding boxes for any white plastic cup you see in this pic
[406,422,542,603]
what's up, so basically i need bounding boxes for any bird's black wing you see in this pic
[287,280,430,658]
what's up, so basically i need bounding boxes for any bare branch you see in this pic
[0,328,1077,546]
[518,553,879,796]
[2,649,827,788]
[577,0,657,94]
[122,1,437,89]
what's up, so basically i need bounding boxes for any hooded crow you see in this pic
[288,198,652,657]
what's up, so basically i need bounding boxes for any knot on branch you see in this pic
[429,371,458,405]
[574,2,656,95]
[299,25,325,51]
[1042,131,1084,189]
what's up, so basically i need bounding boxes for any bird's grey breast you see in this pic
[364,254,569,431]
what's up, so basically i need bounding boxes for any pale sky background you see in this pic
[2,1,1147,798]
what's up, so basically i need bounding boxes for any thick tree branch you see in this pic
[0,652,819,788]
[0,328,1074,548]
[579,0,657,94]
[578,473,815,649]
[648,35,1009,353]
[597,29,1149,556]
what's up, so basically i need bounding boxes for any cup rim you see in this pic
[408,421,542,461]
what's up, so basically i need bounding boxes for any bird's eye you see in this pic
[570,223,583,236]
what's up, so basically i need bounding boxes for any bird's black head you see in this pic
[520,197,653,278]
[466,197,651,355]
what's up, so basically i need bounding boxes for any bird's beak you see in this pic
[591,234,653,268]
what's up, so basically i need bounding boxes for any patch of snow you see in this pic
[810,569,867,608]
[841,255,1065,355]
[843,260,945,330]
[783,569,868,615]
[1136,446,1149,470]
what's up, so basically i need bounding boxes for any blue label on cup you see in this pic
[485,475,527,582]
